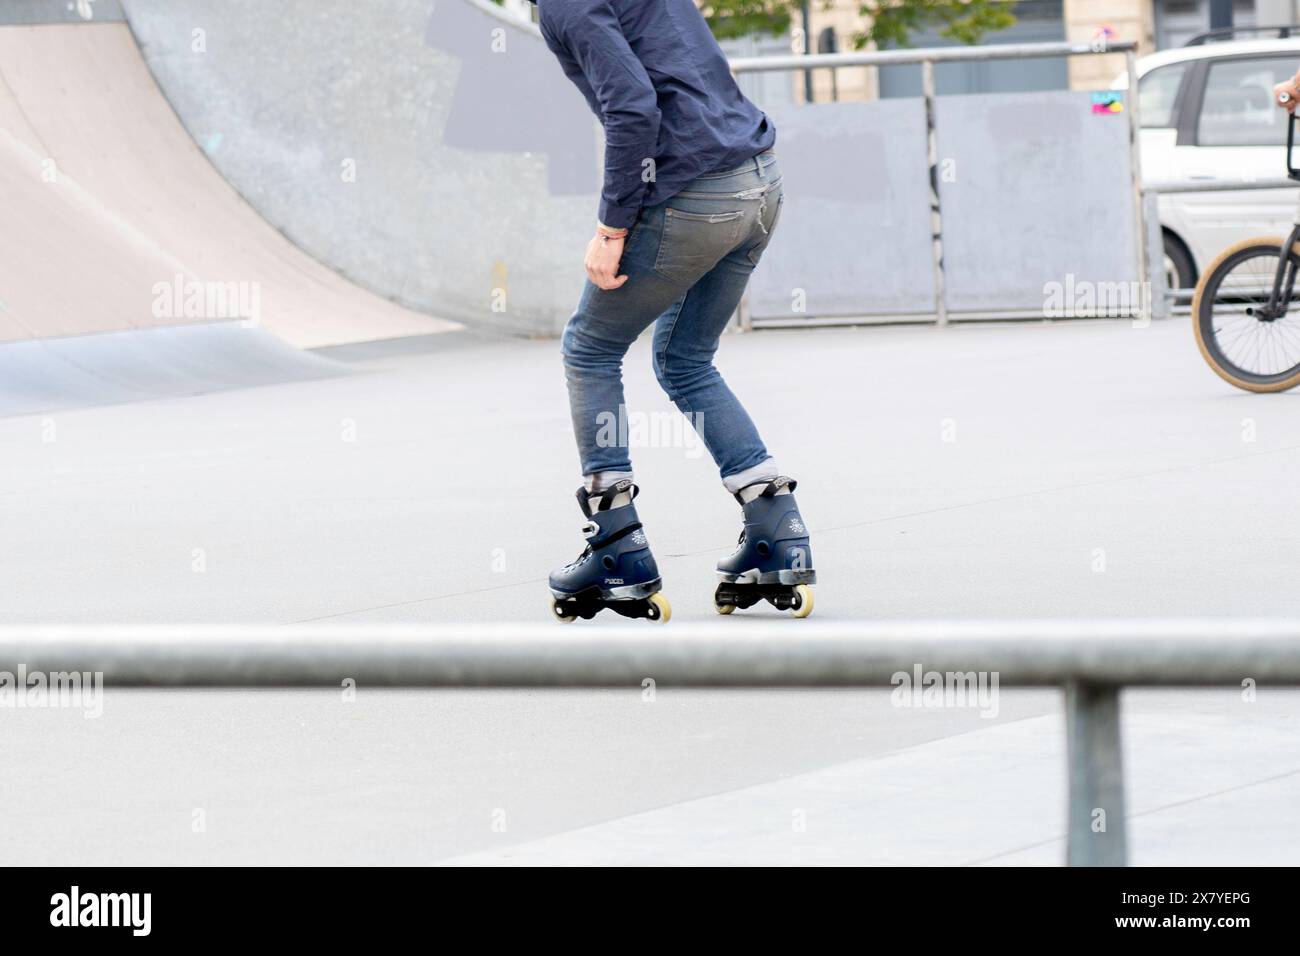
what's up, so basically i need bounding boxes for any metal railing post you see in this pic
[922,58,948,327]
[1125,48,1151,327]
[1144,191,1170,318]
[1065,681,1128,866]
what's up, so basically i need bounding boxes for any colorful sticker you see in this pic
[1091,91,1124,114]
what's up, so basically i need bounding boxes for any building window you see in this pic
[1155,0,1259,50]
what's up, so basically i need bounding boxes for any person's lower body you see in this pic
[563,152,784,490]
[550,151,815,618]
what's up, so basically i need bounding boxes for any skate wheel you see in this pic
[713,583,736,615]
[646,592,672,623]
[790,584,814,619]
[549,595,577,624]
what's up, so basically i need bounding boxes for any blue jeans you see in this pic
[561,151,784,489]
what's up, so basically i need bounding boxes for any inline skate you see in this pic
[714,476,815,618]
[549,479,671,623]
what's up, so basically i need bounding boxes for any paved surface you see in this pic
[5,318,1299,624]
[3,317,1298,864]
[0,323,344,418]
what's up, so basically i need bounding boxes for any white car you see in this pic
[1117,34,1300,289]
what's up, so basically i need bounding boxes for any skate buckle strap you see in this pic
[733,475,797,504]
[579,479,639,516]
[596,479,637,511]
[587,521,643,551]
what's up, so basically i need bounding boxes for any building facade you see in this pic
[799,0,1299,98]
[506,0,1298,98]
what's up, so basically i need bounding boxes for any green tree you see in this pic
[700,1,1015,48]
[488,0,1016,49]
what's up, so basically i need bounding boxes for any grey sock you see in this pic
[722,458,779,496]
[585,470,634,494]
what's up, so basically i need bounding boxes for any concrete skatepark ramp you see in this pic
[0,17,454,349]
[0,7,461,412]
[0,0,598,417]
[120,0,598,336]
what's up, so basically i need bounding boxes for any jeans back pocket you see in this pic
[653,207,745,284]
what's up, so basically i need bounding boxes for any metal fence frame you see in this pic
[729,40,1148,329]
[5,619,1298,866]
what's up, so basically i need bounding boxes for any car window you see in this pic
[1139,63,1187,128]
[1198,56,1297,146]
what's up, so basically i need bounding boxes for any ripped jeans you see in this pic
[561,151,784,492]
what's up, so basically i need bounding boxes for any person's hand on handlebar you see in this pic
[1274,72,1300,111]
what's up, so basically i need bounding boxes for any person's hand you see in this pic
[1275,75,1300,112]
[586,229,628,290]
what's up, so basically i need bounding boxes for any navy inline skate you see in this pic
[715,476,815,617]
[549,479,671,623]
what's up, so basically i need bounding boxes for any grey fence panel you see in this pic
[935,90,1139,314]
[748,99,935,321]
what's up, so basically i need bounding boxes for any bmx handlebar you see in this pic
[1289,113,1300,182]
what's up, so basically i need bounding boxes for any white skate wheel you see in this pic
[647,592,672,623]
[790,584,814,619]
[550,595,577,623]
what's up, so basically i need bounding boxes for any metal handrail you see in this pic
[1147,178,1299,193]
[4,619,1296,866]
[730,40,1137,73]
[3,620,1297,684]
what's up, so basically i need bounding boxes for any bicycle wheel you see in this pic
[1193,236,1300,392]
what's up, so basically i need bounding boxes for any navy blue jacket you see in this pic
[537,0,775,230]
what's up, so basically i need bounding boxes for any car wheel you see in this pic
[1163,232,1196,291]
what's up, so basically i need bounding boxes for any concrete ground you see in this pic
[2,317,1299,864]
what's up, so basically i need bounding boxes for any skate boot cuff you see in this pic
[577,479,638,516]
[734,475,797,504]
